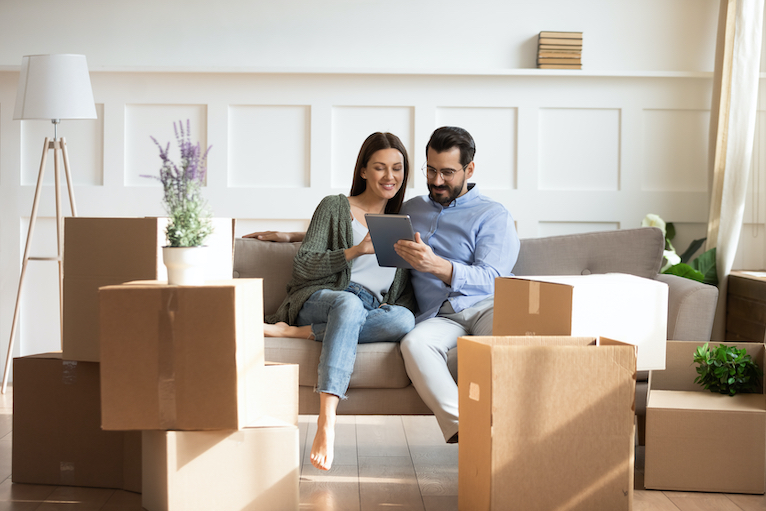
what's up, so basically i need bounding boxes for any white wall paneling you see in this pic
[0,69,716,379]
[21,105,105,187]
[435,107,517,190]
[734,224,766,270]
[736,106,766,270]
[228,105,311,188]
[538,107,621,192]
[538,222,620,238]
[331,106,415,189]
[17,217,61,357]
[125,104,208,187]
[642,109,710,192]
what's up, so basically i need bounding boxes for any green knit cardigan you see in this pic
[266,194,416,325]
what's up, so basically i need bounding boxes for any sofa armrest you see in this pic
[655,273,718,341]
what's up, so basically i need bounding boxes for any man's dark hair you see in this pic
[426,126,476,167]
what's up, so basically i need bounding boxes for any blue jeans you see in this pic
[296,282,415,399]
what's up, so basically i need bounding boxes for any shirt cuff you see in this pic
[450,261,466,291]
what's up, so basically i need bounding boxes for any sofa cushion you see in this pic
[265,337,412,389]
[513,227,664,280]
[233,238,301,316]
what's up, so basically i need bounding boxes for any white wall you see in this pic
[0,0,736,380]
[0,0,717,72]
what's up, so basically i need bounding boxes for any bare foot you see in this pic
[263,322,313,339]
[310,416,336,471]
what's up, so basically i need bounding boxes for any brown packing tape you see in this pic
[528,280,540,315]
[60,461,76,485]
[62,360,77,384]
[158,288,179,429]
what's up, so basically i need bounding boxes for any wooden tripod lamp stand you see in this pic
[2,54,97,393]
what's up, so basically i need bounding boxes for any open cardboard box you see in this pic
[645,340,766,494]
[12,353,141,492]
[458,336,637,511]
[64,217,235,362]
[493,274,668,371]
[99,279,295,431]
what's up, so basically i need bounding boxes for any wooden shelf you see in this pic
[0,65,715,78]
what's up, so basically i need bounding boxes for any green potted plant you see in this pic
[641,214,717,285]
[693,343,763,395]
[143,120,213,285]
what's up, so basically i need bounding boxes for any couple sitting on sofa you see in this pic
[246,126,520,471]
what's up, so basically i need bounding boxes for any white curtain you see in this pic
[709,0,764,340]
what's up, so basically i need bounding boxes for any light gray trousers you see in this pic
[400,297,494,441]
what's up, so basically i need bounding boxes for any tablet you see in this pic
[365,214,415,269]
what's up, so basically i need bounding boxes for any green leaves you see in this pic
[663,263,704,282]
[655,218,718,286]
[693,343,763,396]
[679,238,707,264]
[689,247,718,286]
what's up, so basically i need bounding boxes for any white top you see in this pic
[350,217,397,302]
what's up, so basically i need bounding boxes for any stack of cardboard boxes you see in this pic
[13,217,300,511]
[458,274,669,511]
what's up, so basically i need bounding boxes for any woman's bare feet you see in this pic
[310,415,336,471]
[263,322,313,339]
[311,393,340,471]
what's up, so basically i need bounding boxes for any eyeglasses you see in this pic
[421,162,469,182]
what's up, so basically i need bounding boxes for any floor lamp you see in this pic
[1,54,97,394]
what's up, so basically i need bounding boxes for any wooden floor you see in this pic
[2,387,766,510]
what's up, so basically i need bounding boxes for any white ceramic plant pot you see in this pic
[162,246,207,286]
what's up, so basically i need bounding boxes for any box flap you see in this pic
[648,389,766,412]
[457,336,494,511]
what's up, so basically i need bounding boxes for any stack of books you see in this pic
[537,31,582,69]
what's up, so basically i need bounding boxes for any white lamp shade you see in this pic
[14,54,97,120]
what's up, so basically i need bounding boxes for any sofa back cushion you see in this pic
[233,239,302,316]
[513,227,664,280]
[234,227,665,315]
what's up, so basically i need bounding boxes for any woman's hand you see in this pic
[243,231,305,242]
[345,233,375,261]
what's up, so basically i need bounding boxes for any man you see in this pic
[394,126,519,443]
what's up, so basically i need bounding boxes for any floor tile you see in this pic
[359,456,423,511]
[665,491,743,511]
[35,487,113,511]
[356,416,409,458]
[301,464,360,511]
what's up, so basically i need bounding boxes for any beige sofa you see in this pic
[233,227,719,420]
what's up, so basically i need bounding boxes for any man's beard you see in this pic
[428,176,465,206]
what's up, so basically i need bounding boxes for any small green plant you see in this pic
[693,343,763,396]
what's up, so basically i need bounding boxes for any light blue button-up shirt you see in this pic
[400,184,520,323]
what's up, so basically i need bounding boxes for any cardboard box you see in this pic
[12,353,141,492]
[99,279,296,430]
[142,426,299,511]
[64,217,235,362]
[458,336,637,511]
[493,274,668,371]
[645,340,766,494]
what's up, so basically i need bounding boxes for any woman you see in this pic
[256,132,416,471]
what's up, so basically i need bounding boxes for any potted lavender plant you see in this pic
[144,120,213,285]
